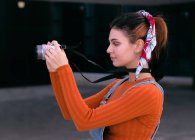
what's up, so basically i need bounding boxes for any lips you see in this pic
[110,57,116,61]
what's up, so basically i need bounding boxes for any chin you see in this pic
[112,62,123,67]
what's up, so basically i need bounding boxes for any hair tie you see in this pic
[135,10,157,79]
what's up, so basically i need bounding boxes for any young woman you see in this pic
[45,10,168,140]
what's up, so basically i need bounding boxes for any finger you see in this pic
[45,55,51,65]
[46,49,61,65]
[45,49,56,61]
[51,40,60,47]
[48,48,58,56]
[51,40,62,52]
[46,44,56,53]
[45,54,51,64]
[45,52,58,68]
[47,45,55,50]
[45,55,55,69]
[47,41,52,45]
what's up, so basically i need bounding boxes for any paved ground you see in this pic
[0,75,195,140]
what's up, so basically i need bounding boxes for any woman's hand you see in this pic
[45,40,69,72]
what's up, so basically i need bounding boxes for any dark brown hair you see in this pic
[110,12,168,81]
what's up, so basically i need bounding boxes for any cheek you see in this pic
[119,49,135,64]
[117,48,131,58]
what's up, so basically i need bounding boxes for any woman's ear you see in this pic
[135,39,144,53]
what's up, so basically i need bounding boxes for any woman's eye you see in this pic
[113,42,120,46]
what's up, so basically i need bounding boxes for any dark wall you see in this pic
[0,1,84,87]
[0,0,194,87]
[0,1,52,87]
[158,4,194,76]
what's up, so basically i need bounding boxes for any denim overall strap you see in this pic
[101,77,129,105]
[120,80,164,140]
[89,77,128,140]
[149,81,164,140]
[121,80,164,96]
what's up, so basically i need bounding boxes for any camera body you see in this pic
[36,44,55,60]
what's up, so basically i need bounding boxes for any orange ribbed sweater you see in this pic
[50,64,163,140]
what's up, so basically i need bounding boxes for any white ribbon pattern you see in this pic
[135,10,157,79]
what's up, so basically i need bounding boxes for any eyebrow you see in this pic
[109,38,118,42]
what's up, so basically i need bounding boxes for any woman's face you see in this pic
[107,28,140,68]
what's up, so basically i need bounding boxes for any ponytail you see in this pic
[149,16,168,81]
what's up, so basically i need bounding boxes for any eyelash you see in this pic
[112,42,120,46]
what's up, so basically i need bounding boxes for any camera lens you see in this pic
[36,44,47,60]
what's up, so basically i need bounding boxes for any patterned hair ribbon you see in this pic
[135,10,157,79]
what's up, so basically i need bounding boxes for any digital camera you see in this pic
[36,44,54,60]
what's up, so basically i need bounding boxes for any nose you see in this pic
[106,45,112,54]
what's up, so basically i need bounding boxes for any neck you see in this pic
[125,63,152,82]
[128,72,153,82]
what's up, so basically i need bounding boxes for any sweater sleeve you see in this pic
[56,65,163,131]
[50,72,72,120]
[50,70,117,120]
